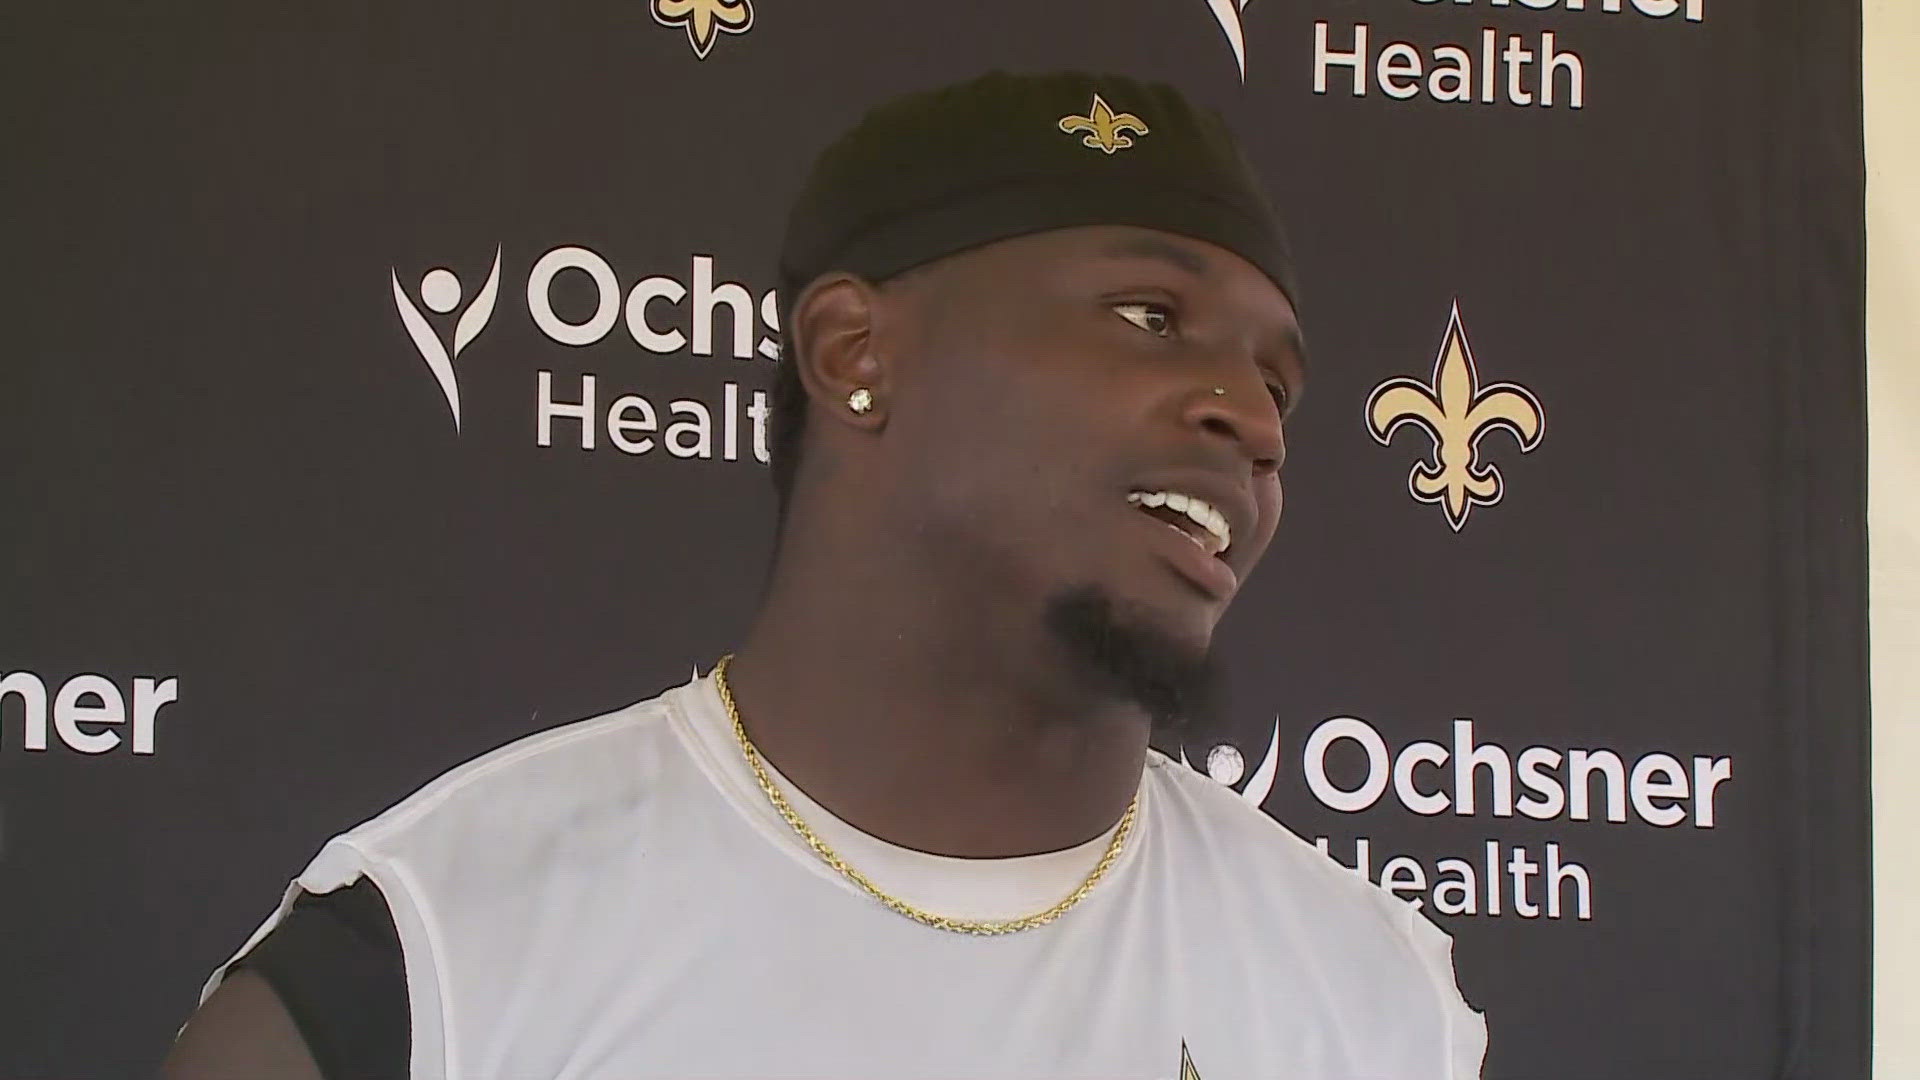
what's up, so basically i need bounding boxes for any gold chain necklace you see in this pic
[711,654,1138,936]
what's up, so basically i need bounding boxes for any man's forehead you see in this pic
[1023,225,1288,291]
[1094,230,1212,277]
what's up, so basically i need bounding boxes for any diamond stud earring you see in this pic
[848,387,875,414]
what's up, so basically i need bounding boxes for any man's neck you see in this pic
[723,543,1149,859]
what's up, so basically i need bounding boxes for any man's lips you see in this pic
[1125,472,1259,567]
[1127,489,1232,556]
[1127,501,1241,600]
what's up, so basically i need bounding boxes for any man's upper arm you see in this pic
[160,969,326,1080]
[160,878,410,1080]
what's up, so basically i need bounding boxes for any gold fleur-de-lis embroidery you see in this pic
[1058,92,1149,154]
[651,0,754,60]
[1179,1040,1202,1080]
[1366,301,1544,531]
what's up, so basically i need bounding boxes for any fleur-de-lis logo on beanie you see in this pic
[651,0,754,60]
[1058,92,1150,154]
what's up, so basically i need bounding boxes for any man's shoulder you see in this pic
[1146,749,1335,870]
[336,679,693,852]
[1148,751,1486,1071]
[1146,750,1440,941]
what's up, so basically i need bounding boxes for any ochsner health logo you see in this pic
[391,249,503,431]
[1182,721,1282,807]
[1203,0,1256,81]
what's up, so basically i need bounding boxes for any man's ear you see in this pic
[790,272,890,430]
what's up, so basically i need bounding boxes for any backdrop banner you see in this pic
[0,2,1869,1077]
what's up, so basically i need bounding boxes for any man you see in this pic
[165,69,1487,1079]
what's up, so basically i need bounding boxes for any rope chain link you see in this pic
[712,654,1138,936]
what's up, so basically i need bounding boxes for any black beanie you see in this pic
[776,69,1299,309]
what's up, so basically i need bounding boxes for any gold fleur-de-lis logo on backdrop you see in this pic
[1058,92,1149,154]
[651,0,754,59]
[1179,1040,1203,1080]
[1366,301,1545,531]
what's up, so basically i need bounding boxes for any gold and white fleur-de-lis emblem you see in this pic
[1058,92,1149,154]
[1366,301,1544,531]
[650,0,754,59]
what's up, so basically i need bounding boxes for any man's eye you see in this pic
[1266,381,1292,414]
[1112,301,1175,337]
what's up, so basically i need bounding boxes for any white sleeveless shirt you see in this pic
[207,673,1486,1079]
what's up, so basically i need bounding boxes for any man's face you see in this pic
[878,223,1304,660]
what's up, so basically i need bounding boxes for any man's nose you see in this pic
[1184,370,1286,474]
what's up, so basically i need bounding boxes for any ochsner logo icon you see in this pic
[1181,721,1282,807]
[391,249,503,431]
[1204,0,1255,81]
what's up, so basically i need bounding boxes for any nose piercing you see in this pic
[1211,387,1227,396]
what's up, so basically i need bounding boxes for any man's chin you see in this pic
[1115,580,1226,661]
[1042,583,1223,734]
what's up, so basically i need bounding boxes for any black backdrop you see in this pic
[0,3,1869,1077]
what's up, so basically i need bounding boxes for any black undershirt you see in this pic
[233,879,409,1079]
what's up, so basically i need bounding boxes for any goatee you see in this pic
[1043,584,1223,734]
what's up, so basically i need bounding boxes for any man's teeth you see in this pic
[1126,490,1232,555]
